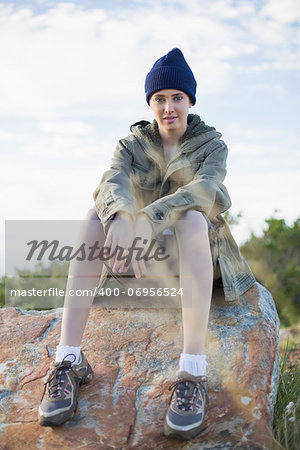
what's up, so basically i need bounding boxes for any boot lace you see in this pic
[168,376,208,411]
[41,354,78,400]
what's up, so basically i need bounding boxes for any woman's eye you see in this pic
[175,96,183,101]
[156,98,164,102]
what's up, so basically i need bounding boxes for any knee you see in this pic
[84,208,100,221]
[175,210,208,236]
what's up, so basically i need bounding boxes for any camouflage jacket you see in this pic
[93,114,256,301]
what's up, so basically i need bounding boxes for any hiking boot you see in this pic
[164,370,208,440]
[38,351,93,426]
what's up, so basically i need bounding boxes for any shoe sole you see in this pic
[163,418,206,440]
[39,363,93,427]
[39,400,78,426]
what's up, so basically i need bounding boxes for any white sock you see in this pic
[179,353,207,377]
[55,345,82,365]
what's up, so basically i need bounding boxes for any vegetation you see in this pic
[1,261,69,309]
[273,338,300,449]
[241,216,300,326]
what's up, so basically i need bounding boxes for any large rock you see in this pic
[0,283,279,449]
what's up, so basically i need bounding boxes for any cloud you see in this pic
[224,123,300,172]
[250,83,288,97]
[261,0,300,24]
[1,151,107,218]
[6,124,114,166]
[0,0,299,273]
[39,120,94,136]
[0,129,27,141]
[1,0,299,120]
[229,142,264,156]
[227,169,300,242]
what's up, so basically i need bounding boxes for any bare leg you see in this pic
[174,210,213,354]
[59,208,105,346]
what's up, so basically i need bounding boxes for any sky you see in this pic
[1,0,300,275]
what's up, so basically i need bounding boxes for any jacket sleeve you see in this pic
[138,139,232,236]
[93,139,135,234]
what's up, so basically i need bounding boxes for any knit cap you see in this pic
[145,48,197,105]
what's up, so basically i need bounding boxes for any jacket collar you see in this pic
[131,114,221,157]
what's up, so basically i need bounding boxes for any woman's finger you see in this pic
[118,247,129,273]
[136,243,147,275]
[112,245,127,273]
[108,238,119,269]
[139,258,147,276]
[131,258,141,279]
[103,234,112,255]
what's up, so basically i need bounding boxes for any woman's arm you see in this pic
[93,139,135,235]
[93,141,153,277]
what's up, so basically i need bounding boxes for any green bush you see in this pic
[1,261,69,310]
[241,217,300,325]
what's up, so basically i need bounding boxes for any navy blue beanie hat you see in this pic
[145,48,197,105]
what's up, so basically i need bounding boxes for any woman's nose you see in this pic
[164,101,174,113]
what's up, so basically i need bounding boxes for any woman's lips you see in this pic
[163,116,178,123]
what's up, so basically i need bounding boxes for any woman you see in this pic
[38,48,256,440]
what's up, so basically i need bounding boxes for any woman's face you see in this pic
[149,89,192,138]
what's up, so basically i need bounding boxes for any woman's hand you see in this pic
[130,213,153,278]
[104,212,153,278]
[103,211,134,275]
